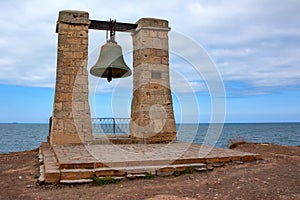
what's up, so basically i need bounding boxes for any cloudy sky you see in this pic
[0,0,299,123]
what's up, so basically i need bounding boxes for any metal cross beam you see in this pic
[89,20,137,32]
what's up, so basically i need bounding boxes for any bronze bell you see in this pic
[90,41,132,82]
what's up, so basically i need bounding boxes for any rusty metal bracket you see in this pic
[56,19,137,33]
[89,20,137,32]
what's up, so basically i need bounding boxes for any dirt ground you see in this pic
[0,143,299,200]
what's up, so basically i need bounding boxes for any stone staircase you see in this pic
[39,142,262,184]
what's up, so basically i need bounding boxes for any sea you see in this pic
[0,123,299,154]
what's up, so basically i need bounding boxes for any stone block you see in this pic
[241,155,255,161]
[156,167,174,176]
[61,170,94,180]
[56,74,70,85]
[65,37,82,45]
[218,157,230,163]
[51,133,82,144]
[136,18,169,28]
[144,136,162,143]
[175,166,189,172]
[254,154,263,160]
[149,30,158,37]
[95,169,126,177]
[95,162,108,168]
[72,101,85,111]
[156,49,168,57]
[158,31,168,38]
[54,92,73,102]
[150,56,162,64]
[150,94,166,104]
[162,119,176,133]
[162,56,169,65]
[127,174,146,179]
[145,160,171,166]
[54,102,63,112]
[59,162,94,169]
[153,38,163,50]
[73,51,84,58]
[206,158,220,163]
[229,156,242,161]
[63,51,73,58]
[51,118,64,133]
[45,171,60,183]
[58,10,90,25]
[73,92,88,102]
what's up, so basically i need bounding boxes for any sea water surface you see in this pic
[0,123,299,154]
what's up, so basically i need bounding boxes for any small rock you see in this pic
[233,161,244,165]
[19,176,22,180]
[212,163,225,167]
[263,181,269,185]
[253,178,260,181]
[261,143,269,146]
[127,174,146,179]
[194,167,208,172]
[26,184,31,188]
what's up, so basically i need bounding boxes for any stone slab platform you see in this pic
[39,141,262,183]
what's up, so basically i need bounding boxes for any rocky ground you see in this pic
[0,143,299,200]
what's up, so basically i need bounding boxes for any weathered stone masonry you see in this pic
[130,18,177,143]
[50,10,92,144]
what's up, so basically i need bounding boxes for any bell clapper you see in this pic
[107,67,112,82]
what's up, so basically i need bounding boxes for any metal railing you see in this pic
[91,118,130,134]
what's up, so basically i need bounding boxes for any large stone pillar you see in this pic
[50,10,92,144]
[130,18,176,143]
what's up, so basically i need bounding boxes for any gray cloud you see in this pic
[0,0,299,96]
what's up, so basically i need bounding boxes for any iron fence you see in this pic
[91,118,130,134]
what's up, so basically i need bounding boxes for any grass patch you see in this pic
[174,167,194,176]
[228,137,248,149]
[144,172,155,179]
[92,176,119,186]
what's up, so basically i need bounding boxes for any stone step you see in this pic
[41,142,262,183]
[41,142,60,183]
[55,155,261,169]
[60,179,94,184]
[59,163,208,181]
[38,164,45,183]
[60,176,125,184]
[38,147,45,183]
[56,153,260,170]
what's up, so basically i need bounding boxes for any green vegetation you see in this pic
[144,172,155,179]
[174,167,194,176]
[92,176,119,186]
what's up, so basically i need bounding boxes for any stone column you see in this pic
[50,10,92,144]
[130,18,176,143]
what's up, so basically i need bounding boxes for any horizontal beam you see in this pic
[89,20,137,32]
